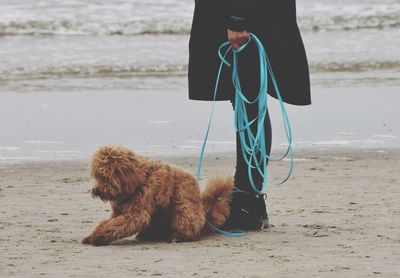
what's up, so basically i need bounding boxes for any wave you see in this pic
[298,14,400,32]
[0,64,188,79]
[0,19,192,36]
[2,60,399,80]
[0,12,399,36]
[310,60,400,73]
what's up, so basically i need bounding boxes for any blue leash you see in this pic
[197,33,294,236]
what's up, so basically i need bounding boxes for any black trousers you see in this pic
[230,44,272,193]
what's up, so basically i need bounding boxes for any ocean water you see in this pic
[0,0,399,92]
[0,0,399,161]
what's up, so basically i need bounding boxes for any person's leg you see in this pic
[232,99,272,193]
[224,70,272,230]
[221,41,274,230]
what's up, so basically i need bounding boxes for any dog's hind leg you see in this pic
[169,178,206,242]
[137,209,172,241]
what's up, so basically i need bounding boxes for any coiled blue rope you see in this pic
[196,33,294,236]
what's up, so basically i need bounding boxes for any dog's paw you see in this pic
[168,235,178,244]
[91,236,110,246]
[82,236,93,245]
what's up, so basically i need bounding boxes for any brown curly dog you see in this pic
[82,145,233,246]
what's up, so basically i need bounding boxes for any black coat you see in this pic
[188,0,312,106]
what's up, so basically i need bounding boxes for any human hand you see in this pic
[227,29,250,50]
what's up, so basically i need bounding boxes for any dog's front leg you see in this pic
[86,211,152,246]
[82,219,111,245]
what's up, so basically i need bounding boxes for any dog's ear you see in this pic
[116,165,144,194]
[114,150,148,194]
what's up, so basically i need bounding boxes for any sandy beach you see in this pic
[1,147,399,277]
[1,0,399,277]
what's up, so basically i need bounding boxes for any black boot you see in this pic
[221,190,269,231]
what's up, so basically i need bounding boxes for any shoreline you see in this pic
[0,145,398,165]
[1,146,399,277]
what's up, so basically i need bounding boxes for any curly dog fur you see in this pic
[82,145,233,246]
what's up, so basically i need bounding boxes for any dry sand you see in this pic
[1,147,399,277]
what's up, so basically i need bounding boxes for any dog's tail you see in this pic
[201,175,233,227]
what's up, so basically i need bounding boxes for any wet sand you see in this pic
[1,85,399,162]
[1,147,399,277]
